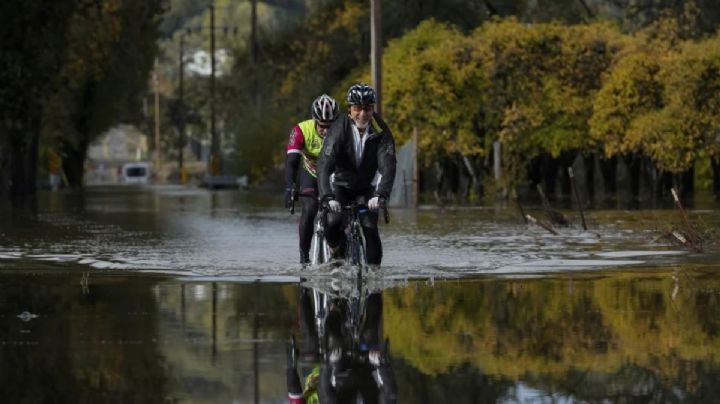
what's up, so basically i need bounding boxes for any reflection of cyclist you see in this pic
[317,84,396,265]
[286,289,397,404]
[319,293,397,404]
[287,288,322,403]
[286,95,340,264]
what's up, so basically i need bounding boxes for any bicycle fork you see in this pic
[312,289,327,356]
[310,216,331,265]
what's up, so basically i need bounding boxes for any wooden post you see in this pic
[250,0,258,64]
[413,126,419,207]
[178,34,187,184]
[209,4,219,176]
[568,167,587,230]
[153,60,161,182]
[370,0,382,114]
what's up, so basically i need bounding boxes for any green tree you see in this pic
[634,36,720,173]
[42,0,164,188]
[383,20,485,166]
[0,1,78,196]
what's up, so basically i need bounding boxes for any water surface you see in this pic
[1,187,719,402]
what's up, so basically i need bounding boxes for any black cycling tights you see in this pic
[299,196,318,263]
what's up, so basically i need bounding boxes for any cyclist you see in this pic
[287,286,324,404]
[286,94,340,264]
[318,292,397,403]
[317,84,396,265]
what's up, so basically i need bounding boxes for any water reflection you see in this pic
[287,280,397,403]
[385,269,720,402]
[2,268,720,401]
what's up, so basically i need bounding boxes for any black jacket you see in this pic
[318,113,396,200]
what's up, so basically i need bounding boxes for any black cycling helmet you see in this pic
[346,83,376,106]
[312,94,339,123]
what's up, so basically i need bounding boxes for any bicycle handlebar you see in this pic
[309,195,390,224]
[338,201,390,224]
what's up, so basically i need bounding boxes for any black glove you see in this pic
[285,188,297,210]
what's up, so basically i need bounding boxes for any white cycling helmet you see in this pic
[312,94,339,123]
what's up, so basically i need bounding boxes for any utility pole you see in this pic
[183,5,236,186]
[413,126,419,207]
[178,34,187,184]
[154,59,161,182]
[209,4,219,177]
[251,0,258,64]
[370,0,382,114]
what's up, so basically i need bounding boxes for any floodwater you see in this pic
[1,186,719,403]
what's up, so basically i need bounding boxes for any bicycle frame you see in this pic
[344,203,369,269]
[310,207,331,266]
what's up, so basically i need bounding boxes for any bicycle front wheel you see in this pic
[349,222,368,268]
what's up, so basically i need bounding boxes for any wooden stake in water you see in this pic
[568,167,588,231]
[516,194,528,225]
[526,214,559,235]
[536,184,568,226]
[671,187,700,244]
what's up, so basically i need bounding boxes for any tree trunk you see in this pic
[623,154,641,200]
[541,154,559,201]
[653,168,673,199]
[433,160,444,204]
[9,134,39,196]
[0,136,9,197]
[527,155,543,198]
[712,158,720,199]
[445,157,460,201]
[8,108,41,196]
[599,155,617,199]
[460,153,481,201]
[583,153,595,202]
[674,165,694,200]
[559,152,575,198]
[61,140,88,189]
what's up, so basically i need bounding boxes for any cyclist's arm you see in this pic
[287,342,304,404]
[286,126,305,188]
[318,118,344,200]
[374,128,396,199]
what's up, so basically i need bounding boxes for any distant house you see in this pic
[85,125,149,185]
[185,49,230,77]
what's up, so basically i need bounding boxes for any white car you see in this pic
[120,162,151,184]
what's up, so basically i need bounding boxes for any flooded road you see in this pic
[0,186,716,276]
[1,186,720,402]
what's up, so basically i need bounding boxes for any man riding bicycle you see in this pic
[317,84,396,265]
[286,94,340,264]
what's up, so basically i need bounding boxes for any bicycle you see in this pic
[317,197,390,370]
[291,194,389,269]
[309,196,388,355]
[291,195,396,402]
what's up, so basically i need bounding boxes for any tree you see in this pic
[42,0,165,188]
[0,1,77,196]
